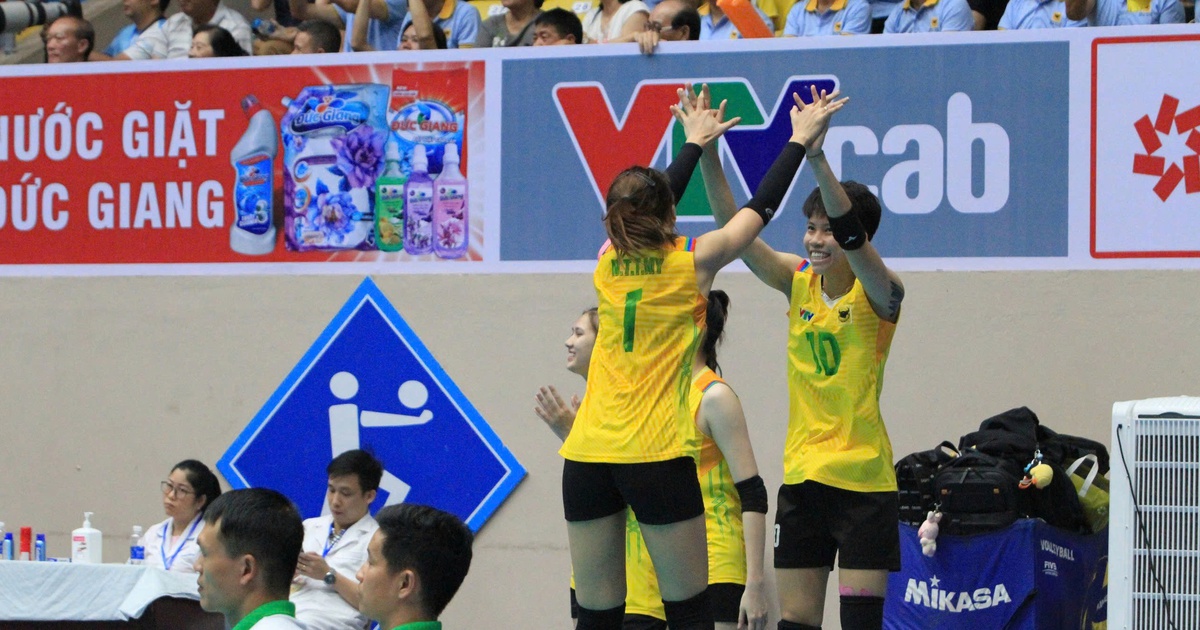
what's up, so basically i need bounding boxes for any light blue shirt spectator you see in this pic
[699,2,772,38]
[337,0,409,51]
[869,0,901,18]
[1087,0,1183,25]
[400,0,482,47]
[104,19,165,56]
[998,0,1086,27]
[883,0,973,31]
[784,0,870,34]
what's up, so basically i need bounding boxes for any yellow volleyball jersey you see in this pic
[561,236,706,463]
[783,260,898,492]
[625,368,747,620]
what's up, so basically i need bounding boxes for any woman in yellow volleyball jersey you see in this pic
[537,292,769,630]
[558,84,842,630]
[706,86,902,630]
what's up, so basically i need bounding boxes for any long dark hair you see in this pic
[195,24,247,57]
[172,459,223,512]
[702,290,729,375]
[603,167,677,256]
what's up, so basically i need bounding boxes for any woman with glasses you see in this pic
[140,460,223,573]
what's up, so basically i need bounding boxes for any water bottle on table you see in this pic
[129,525,145,565]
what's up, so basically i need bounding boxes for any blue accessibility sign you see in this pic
[218,278,525,532]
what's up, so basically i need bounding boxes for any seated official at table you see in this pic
[141,459,222,573]
[291,449,383,630]
[195,488,306,629]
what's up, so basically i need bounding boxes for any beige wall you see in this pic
[0,270,1196,627]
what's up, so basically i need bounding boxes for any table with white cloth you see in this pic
[0,562,224,629]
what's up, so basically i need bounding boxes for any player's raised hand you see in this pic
[671,83,741,148]
[789,85,848,150]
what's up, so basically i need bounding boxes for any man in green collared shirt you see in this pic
[356,504,474,630]
[194,488,306,630]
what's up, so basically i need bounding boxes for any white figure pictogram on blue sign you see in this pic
[218,278,525,532]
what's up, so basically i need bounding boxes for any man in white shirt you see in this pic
[194,489,306,630]
[118,0,251,59]
[291,450,383,630]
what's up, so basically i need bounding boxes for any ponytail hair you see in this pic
[603,167,677,256]
[702,290,730,375]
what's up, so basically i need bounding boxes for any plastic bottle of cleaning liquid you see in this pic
[230,95,278,256]
[374,140,406,252]
[432,143,468,260]
[129,526,144,565]
[403,145,435,255]
[71,512,102,564]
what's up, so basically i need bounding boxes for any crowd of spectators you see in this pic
[30,0,1198,63]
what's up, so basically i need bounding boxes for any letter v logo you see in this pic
[554,81,684,208]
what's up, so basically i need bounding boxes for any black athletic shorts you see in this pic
[569,583,744,625]
[563,457,704,525]
[773,481,901,571]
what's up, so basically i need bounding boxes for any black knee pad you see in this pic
[662,590,714,630]
[779,621,821,630]
[576,603,625,630]
[840,595,884,630]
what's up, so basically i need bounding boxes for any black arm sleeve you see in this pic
[744,142,807,224]
[734,475,769,514]
[665,142,703,203]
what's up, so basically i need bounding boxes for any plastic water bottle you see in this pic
[1,533,12,561]
[34,534,46,561]
[252,18,277,38]
[432,143,468,259]
[129,526,144,565]
[0,522,6,561]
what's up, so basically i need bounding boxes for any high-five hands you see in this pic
[789,85,849,150]
[671,83,742,148]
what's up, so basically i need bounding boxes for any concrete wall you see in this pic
[0,270,1196,626]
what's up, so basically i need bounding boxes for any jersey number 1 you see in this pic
[805,331,840,376]
[623,289,643,352]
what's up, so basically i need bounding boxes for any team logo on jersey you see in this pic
[1131,94,1200,201]
[838,306,852,323]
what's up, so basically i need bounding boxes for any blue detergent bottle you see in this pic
[230,95,278,255]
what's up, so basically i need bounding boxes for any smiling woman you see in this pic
[139,459,222,573]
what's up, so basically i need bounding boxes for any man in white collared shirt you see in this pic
[291,450,383,630]
[118,0,251,59]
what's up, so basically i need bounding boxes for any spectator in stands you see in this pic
[292,19,342,52]
[291,450,382,630]
[698,0,771,39]
[190,23,250,56]
[783,0,871,34]
[1065,0,1182,24]
[583,0,650,42]
[195,489,305,630]
[249,0,299,34]
[355,504,474,629]
[289,0,407,52]
[883,0,973,31]
[352,0,449,49]
[118,0,251,58]
[967,0,1006,29]
[477,0,544,46]
[531,7,584,43]
[398,0,482,48]
[632,0,700,53]
[42,15,94,63]
[997,0,1086,27]
[103,0,166,57]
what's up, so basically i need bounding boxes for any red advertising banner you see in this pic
[0,59,484,267]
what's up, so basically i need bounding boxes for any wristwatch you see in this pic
[323,571,337,586]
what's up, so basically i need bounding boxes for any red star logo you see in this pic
[1132,95,1200,201]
